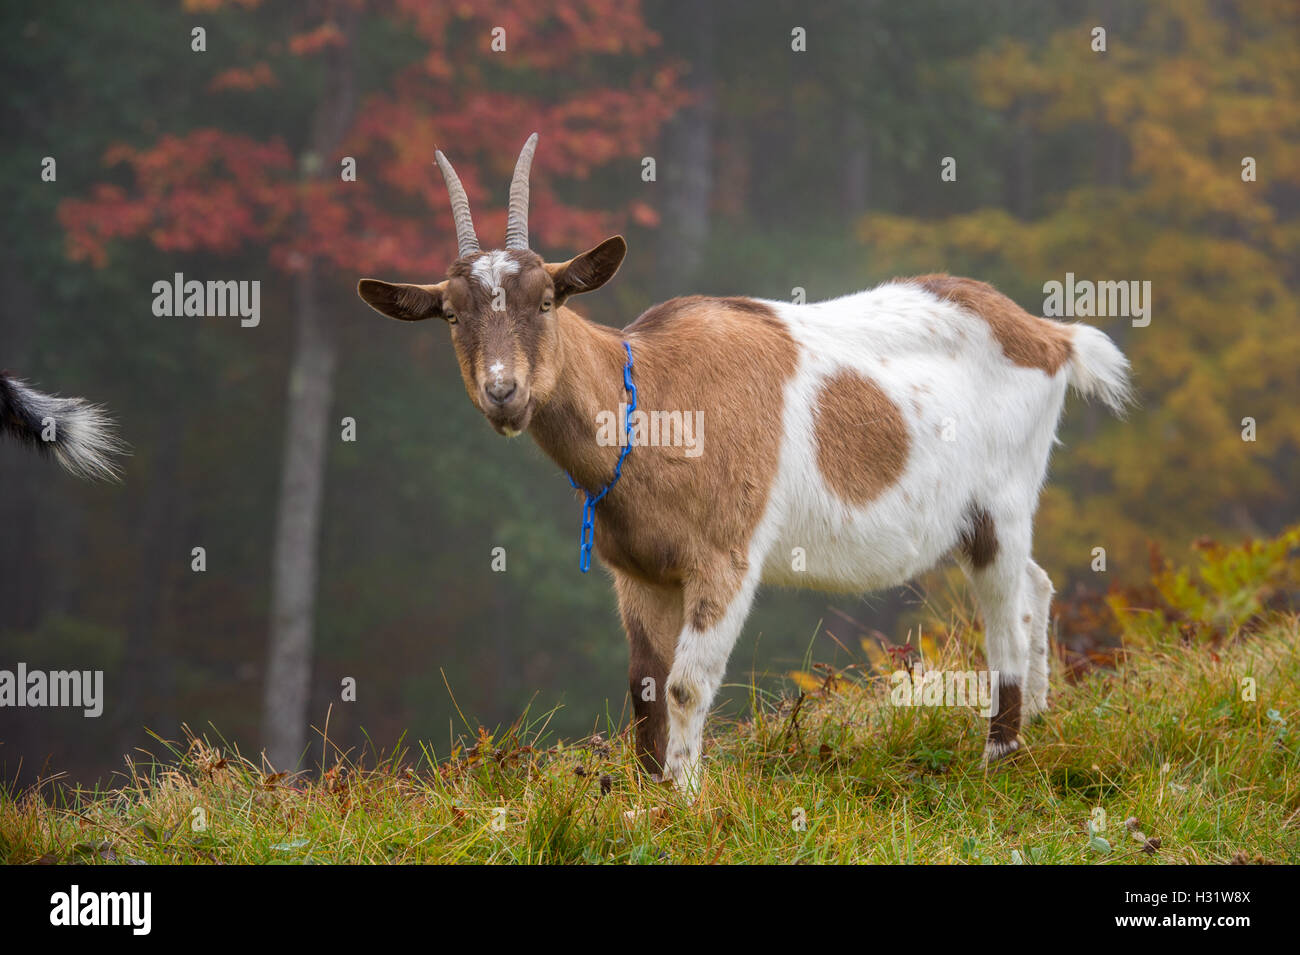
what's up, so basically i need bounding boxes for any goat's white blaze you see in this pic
[470,250,521,292]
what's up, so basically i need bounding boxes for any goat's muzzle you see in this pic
[482,387,534,437]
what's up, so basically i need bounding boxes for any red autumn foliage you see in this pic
[208,62,278,93]
[60,0,688,277]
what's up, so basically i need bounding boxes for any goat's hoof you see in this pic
[663,761,703,799]
[1022,690,1050,722]
[668,776,701,799]
[982,736,1023,766]
[622,805,671,825]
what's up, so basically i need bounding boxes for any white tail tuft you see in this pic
[0,375,127,481]
[1065,324,1133,417]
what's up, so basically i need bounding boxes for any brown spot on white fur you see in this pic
[692,595,725,632]
[812,371,909,506]
[915,274,1073,375]
[958,505,998,569]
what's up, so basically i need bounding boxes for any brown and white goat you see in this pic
[358,135,1132,793]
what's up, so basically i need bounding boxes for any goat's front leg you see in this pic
[663,565,760,797]
[615,575,683,779]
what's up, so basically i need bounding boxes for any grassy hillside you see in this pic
[4,530,1297,864]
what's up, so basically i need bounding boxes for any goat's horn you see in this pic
[434,149,480,258]
[504,132,539,250]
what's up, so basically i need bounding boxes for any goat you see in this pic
[358,134,1132,794]
[0,373,124,481]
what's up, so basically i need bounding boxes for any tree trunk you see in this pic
[261,7,356,770]
[842,110,871,218]
[263,265,338,769]
[657,0,716,294]
[1009,107,1034,218]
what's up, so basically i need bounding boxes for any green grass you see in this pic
[4,613,1296,864]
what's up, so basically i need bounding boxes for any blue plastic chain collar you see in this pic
[565,340,636,572]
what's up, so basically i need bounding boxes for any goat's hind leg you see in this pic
[1024,559,1054,720]
[962,518,1033,763]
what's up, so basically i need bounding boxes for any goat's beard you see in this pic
[485,396,535,438]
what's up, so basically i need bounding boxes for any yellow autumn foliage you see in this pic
[859,0,1300,583]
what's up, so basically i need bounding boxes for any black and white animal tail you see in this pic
[0,372,125,481]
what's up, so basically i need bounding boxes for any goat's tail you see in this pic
[0,372,126,481]
[1064,324,1133,417]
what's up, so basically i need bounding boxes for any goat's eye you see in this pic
[445,311,457,324]
[540,299,553,312]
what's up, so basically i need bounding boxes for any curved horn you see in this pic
[434,149,480,257]
[504,132,539,250]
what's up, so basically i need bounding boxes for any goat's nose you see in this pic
[485,379,517,405]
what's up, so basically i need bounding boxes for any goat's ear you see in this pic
[357,279,447,322]
[546,236,627,302]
